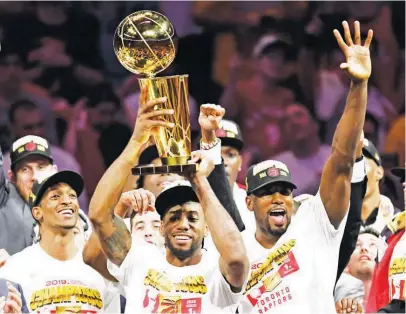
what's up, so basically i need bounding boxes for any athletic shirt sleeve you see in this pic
[297,192,348,246]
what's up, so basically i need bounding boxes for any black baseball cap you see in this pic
[215,119,244,151]
[155,180,199,217]
[362,138,381,166]
[246,160,297,195]
[10,135,53,170]
[391,167,405,183]
[29,171,84,208]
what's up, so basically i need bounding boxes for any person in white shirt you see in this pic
[334,228,382,308]
[82,146,180,283]
[238,21,374,313]
[87,87,249,313]
[215,119,256,233]
[0,170,119,313]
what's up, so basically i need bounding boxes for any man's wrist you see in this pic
[350,79,368,87]
[191,175,210,196]
[200,138,220,150]
[200,138,221,165]
[201,130,216,144]
[120,142,143,166]
[114,203,128,218]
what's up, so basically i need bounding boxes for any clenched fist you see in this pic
[199,104,225,133]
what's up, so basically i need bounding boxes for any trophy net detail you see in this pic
[139,75,191,166]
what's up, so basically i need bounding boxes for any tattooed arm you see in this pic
[87,87,174,266]
[84,189,156,276]
[87,140,138,266]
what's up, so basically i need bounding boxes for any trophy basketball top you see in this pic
[113,10,178,77]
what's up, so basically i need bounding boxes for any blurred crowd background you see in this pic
[0,1,404,212]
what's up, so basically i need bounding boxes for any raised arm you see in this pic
[188,153,249,291]
[87,86,174,266]
[84,189,155,281]
[320,21,373,227]
[199,104,245,231]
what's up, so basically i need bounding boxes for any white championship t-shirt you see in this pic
[0,244,119,313]
[107,241,241,314]
[239,192,348,314]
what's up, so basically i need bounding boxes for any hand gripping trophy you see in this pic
[114,10,196,174]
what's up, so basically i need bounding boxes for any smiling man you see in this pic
[238,21,374,313]
[91,154,249,313]
[0,171,119,313]
[87,86,249,313]
[0,135,57,256]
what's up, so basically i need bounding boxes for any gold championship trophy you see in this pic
[114,10,197,174]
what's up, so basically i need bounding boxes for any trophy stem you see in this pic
[138,75,191,163]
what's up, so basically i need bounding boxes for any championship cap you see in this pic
[215,119,244,151]
[155,180,199,217]
[10,135,53,169]
[246,160,297,195]
[29,171,84,208]
[362,138,381,166]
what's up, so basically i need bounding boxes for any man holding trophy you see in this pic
[87,10,249,314]
[86,8,377,314]
[88,86,249,314]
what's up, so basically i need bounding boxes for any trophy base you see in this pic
[132,163,198,175]
[161,156,189,166]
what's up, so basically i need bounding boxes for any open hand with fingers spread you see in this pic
[333,21,373,82]
[132,86,175,146]
[115,189,156,218]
